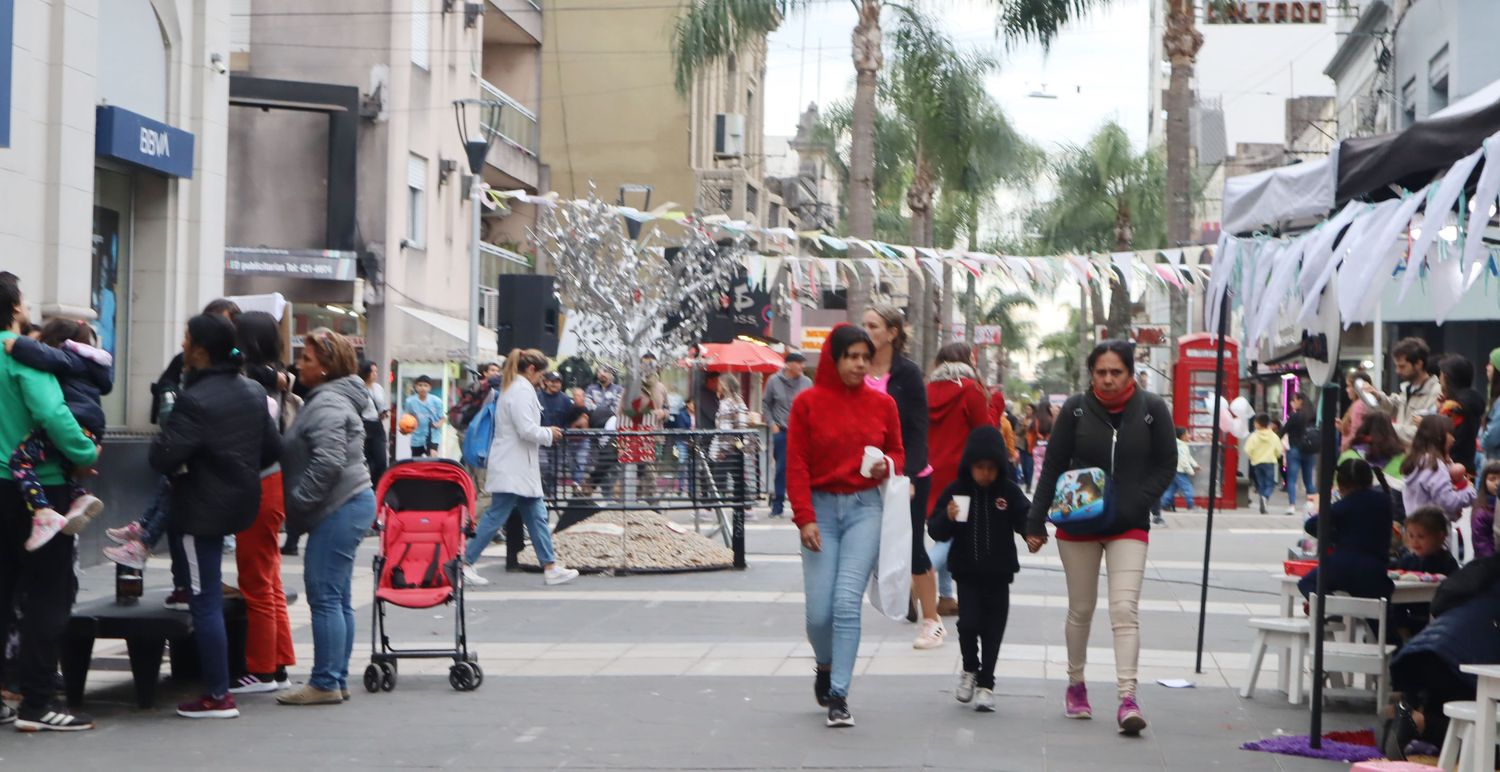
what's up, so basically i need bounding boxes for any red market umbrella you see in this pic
[694,340,785,374]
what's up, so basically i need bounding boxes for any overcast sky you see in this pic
[763,0,1339,152]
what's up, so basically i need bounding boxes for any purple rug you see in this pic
[1240,733,1385,762]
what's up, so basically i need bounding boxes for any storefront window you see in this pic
[290,303,365,359]
[93,167,133,426]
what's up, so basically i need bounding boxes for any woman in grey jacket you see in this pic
[276,329,375,706]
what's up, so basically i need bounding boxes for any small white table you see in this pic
[1276,574,1440,618]
[1460,664,1500,772]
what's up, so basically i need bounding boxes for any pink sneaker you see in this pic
[24,510,67,552]
[1117,696,1147,734]
[106,522,145,545]
[103,540,150,570]
[1064,681,1091,719]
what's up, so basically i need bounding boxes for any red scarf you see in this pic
[1093,380,1137,414]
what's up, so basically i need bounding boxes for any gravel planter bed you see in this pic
[515,510,736,574]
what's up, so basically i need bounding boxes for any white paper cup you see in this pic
[860,446,883,477]
[952,495,971,522]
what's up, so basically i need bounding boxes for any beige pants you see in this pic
[1056,537,1148,698]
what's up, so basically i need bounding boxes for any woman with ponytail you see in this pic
[461,349,579,587]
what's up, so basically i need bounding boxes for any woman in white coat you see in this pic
[460,348,580,587]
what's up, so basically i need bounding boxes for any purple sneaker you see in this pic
[1117,696,1147,735]
[1064,682,1091,719]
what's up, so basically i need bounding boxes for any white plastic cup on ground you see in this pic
[952,495,971,522]
[860,446,883,477]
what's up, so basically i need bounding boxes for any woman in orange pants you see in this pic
[231,312,297,692]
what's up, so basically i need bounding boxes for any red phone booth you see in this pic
[1173,333,1239,510]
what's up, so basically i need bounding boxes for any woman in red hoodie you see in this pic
[788,324,904,728]
[926,343,993,617]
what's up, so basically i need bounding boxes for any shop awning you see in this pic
[392,305,497,362]
[1222,156,1336,237]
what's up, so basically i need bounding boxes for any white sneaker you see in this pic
[974,687,996,712]
[913,619,946,650]
[1286,505,1297,515]
[956,671,976,703]
[461,564,491,586]
[544,565,580,586]
[61,495,104,536]
[24,510,67,552]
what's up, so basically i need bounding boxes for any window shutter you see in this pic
[410,0,430,70]
[408,154,427,191]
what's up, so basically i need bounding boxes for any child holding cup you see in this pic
[928,426,1032,712]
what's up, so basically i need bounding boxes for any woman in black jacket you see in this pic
[1025,341,1176,736]
[862,305,939,649]
[149,313,281,719]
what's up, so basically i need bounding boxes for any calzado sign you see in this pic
[1205,1,1325,24]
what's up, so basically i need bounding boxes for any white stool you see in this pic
[1438,700,1500,771]
[1241,617,1308,704]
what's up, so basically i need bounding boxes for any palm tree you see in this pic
[1030,122,1165,340]
[671,0,1108,242]
[977,288,1035,384]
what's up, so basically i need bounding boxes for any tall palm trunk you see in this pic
[1106,200,1134,339]
[844,0,882,323]
[1164,0,1202,342]
[907,151,935,365]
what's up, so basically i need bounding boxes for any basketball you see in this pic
[399,414,418,435]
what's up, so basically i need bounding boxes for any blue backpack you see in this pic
[461,394,497,468]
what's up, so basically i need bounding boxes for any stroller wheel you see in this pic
[380,661,397,692]
[470,663,484,690]
[363,664,382,693]
[449,662,478,692]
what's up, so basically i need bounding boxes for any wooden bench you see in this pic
[61,587,296,709]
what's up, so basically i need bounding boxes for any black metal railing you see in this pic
[497,428,765,570]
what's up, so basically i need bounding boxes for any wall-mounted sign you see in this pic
[0,0,13,148]
[95,105,195,178]
[1204,1,1325,24]
[952,325,1003,346]
[801,326,831,355]
[226,247,358,281]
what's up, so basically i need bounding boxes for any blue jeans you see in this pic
[304,489,376,692]
[1251,463,1277,500]
[466,492,555,566]
[181,532,228,697]
[1159,472,1196,509]
[1286,447,1317,506]
[929,538,955,598]
[770,431,788,514]
[801,488,882,699]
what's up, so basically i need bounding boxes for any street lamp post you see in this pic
[453,98,503,372]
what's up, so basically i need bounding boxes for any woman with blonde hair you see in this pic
[461,348,579,587]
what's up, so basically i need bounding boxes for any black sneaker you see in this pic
[826,696,853,728]
[15,703,94,732]
[813,668,831,707]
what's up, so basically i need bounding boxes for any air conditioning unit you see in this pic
[714,113,745,158]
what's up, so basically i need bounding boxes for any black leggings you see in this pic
[910,475,932,575]
[1391,652,1473,746]
[956,577,1011,689]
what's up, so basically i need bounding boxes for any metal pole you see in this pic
[1373,302,1384,388]
[732,444,747,569]
[1193,296,1230,674]
[1308,382,1339,748]
[468,178,483,369]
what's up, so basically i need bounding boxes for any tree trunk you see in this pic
[1078,284,1092,392]
[906,152,936,365]
[1106,201,1134,340]
[1164,0,1202,343]
[844,0,882,322]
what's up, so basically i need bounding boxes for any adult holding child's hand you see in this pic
[787,324,904,729]
[1025,341,1176,736]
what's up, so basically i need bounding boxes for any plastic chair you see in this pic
[1307,593,1395,714]
[1438,699,1500,772]
[1241,616,1308,704]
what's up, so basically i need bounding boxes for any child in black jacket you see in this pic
[929,426,1031,712]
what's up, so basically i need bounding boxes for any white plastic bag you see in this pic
[866,474,912,620]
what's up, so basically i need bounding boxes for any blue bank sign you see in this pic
[95,105,194,178]
[0,0,13,148]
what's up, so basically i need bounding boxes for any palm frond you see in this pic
[993,0,1113,49]
[671,0,793,95]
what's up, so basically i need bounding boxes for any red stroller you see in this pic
[364,459,484,693]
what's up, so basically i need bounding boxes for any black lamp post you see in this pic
[453,97,503,369]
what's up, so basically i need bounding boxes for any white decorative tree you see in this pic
[531,190,744,394]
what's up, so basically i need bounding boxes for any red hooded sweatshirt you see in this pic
[926,363,993,513]
[786,325,905,527]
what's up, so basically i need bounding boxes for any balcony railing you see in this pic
[480,240,532,269]
[480,79,538,157]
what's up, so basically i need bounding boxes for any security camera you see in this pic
[210,54,228,75]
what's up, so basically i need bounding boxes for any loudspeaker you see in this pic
[495,274,560,357]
